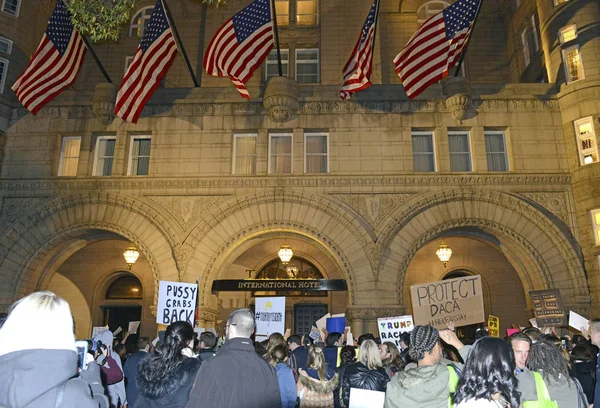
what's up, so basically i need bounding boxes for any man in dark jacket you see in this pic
[197,331,218,361]
[324,332,343,370]
[186,308,282,408]
[123,336,151,407]
[288,334,308,369]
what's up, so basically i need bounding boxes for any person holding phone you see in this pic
[0,291,99,408]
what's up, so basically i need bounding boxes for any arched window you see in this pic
[106,274,143,299]
[255,257,324,280]
[417,1,449,23]
[129,7,154,37]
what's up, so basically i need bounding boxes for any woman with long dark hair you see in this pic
[380,342,405,379]
[134,321,201,408]
[452,337,521,408]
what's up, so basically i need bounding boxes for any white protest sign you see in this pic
[410,275,485,329]
[569,310,589,332]
[255,297,285,342]
[529,318,539,328]
[377,315,414,347]
[92,326,109,338]
[315,313,331,341]
[128,321,141,334]
[309,326,320,341]
[156,280,198,325]
[112,327,123,336]
[349,389,385,408]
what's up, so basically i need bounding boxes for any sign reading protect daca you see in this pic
[410,275,485,329]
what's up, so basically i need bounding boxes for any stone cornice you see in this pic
[0,174,572,194]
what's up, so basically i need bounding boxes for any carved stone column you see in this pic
[346,306,407,336]
[197,307,219,329]
[92,83,118,126]
[263,76,300,123]
[442,76,472,124]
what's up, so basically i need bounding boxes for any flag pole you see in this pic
[370,0,381,70]
[454,0,483,77]
[59,0,112,83]
[161,0,200,87]
[80,34,113,83]
[270,0,283,76]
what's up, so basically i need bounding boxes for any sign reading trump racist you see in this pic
[410,275,485,329]
[377,315,414,347]
[529,289,567,327]
[255,297,285,341]
[156,281,198,326]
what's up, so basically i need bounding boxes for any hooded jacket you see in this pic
[340,362,388,407]
[133,356,201,408]
[0,349,99,408]
[384,346,470,408]
[94,331,126,408]
[185,337,282,408]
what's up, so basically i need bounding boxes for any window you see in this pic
[553,0,569,5]
[411,131,436,172]
[295,48,319,84]
[304,133,328,173]
[417,1,449,23]
[93,136,116,176]
[58,137,81,177]
[233,133,257,175]
[484,131,509,172]
[269,133,292,174]
[265,49,289,80]
[297,0,318,25]
[125,56,134,72]
[275,0,289,26]
[106,274,143,299]
[129,7,153,37]
[521,29,531,66]
[0,36,13,54]
[448,131,472,172]
[531,16,539,52]
[1,0,20,16]
[562,45,584,83]
[128,136,151,176]
[574,117,598,165]
[0,58,7,94]
[590,209,600,245]
[559,25,577,44]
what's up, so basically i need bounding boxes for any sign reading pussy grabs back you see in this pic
[410,275,485,329]
[156,280,198,326]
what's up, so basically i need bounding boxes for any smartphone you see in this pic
[76,340,89,371]
[561,339,566,350]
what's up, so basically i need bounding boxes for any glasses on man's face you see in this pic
[225,323,237,329]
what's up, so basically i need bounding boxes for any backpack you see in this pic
[522,371,559,408]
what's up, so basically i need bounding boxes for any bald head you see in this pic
[226,308,255,340]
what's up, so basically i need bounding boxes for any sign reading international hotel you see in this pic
[211,279,347,293]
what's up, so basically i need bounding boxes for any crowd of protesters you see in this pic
[0,291,599,407]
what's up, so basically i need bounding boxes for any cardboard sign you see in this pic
[569,310,589,332]
[92,326,109,338]
[255,297,285,341]
[156,281,198,325]
[488,315,500,337]
[309,326,320,341]
[128,321,141,334]
[377,315,414,347]
[529,289,567,327]
[410,275,485,329]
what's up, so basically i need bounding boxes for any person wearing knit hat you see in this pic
[384,325,472,408]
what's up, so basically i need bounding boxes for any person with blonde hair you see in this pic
[297,345,340,408]
[0,291,101,408]
[340,339,389,407]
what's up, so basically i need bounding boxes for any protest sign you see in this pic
[92,326,109,338]
[487,315,500,337]
[128,321,141,334]
[309,326,320,341]
[569,310,589,332]
[156,280,198,325]
[315,313,331,341]
[377,315,414,347]
[410,275,485,329]
[255,297,285,341]
[529,289,567,327]
[529,318,538,328]
[349,389,385,408]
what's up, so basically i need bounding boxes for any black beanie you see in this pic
[409,325,439,361]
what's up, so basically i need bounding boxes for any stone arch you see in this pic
[0,193,178,308]
[377,189,588,307]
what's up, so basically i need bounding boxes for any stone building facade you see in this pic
[0,0,598,339]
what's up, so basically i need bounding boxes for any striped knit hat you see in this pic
[409,325,439,361]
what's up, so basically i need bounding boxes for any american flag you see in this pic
[11,0,86,115]
[339,0,380,100]
[114,0,177,123]
[394,0,481,99]
[203,0,273,99]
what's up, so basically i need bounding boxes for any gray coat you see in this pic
[517,369,587,407]
[0,349,99,408]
